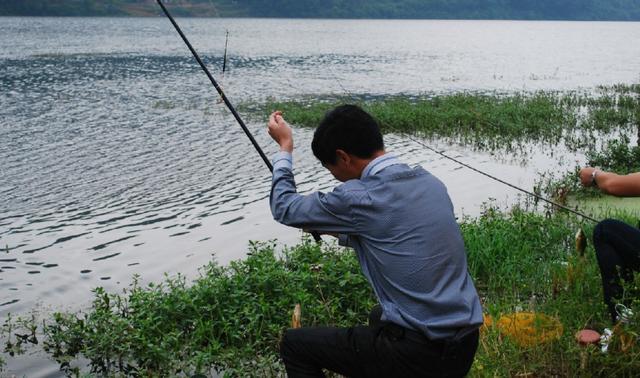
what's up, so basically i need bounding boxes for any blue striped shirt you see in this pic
[270,151,483,339]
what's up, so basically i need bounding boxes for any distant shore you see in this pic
[2,0,640,20]
[2,15,640,21]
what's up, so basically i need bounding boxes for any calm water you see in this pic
[1,17,639,374]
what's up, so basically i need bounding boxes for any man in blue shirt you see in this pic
[267,105,483,377]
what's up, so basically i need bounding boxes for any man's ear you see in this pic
[335,149,350,165]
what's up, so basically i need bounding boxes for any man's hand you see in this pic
[579,167,597,187]
[268,111,293,153]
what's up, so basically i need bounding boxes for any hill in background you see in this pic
[0,0,244,17]
[1,0,640,20]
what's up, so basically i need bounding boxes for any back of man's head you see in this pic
[311,105,384,165]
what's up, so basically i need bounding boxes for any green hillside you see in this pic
[1,0,640,20]
[0,0,242,17]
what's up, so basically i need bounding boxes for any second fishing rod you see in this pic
[155,0,323,242]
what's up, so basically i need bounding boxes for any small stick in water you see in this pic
[222,30,229,77]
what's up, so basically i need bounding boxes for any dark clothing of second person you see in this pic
[593,219,640,322]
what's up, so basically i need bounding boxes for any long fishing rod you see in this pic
[156,0,323,242]
[325,70,598,223]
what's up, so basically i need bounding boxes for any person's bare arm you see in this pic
[579,167,640,197]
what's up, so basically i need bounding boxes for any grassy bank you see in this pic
[2,207,639,376]
[255,85,640,154]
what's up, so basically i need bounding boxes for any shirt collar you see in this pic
[361,154,400,179]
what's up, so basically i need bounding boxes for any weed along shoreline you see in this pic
[3,87,640,376]
[257,85,640,155]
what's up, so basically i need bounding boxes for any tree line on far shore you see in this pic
[2,0,640,20]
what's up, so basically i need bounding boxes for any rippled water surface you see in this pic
[1,16,640,375]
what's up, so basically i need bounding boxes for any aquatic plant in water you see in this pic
[253,85,639,157]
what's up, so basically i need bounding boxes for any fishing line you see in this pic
[324,68,598,223]
[397,131,598,223]
[156,0,323,242]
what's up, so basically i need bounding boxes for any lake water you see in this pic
[1,17,639,375]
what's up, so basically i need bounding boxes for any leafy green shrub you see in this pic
[3,240,375,376]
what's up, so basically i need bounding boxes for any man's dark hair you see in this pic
[311,105,384,165]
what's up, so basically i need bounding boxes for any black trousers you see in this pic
[593,219,640,322]
[279,306,479,378]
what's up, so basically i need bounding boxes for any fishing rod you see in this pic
[325,69,598,223]
[156,0,323,242]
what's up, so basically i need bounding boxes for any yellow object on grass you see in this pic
[497,312,563,346]
[481,314,493,331]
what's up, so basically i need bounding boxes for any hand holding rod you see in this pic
[156,0,322,242]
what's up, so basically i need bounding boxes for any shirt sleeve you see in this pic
[270,151,358,234]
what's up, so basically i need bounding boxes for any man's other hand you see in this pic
[268,111,294,153]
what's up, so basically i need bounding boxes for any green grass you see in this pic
[3,207,639,376]
[463,206,640,377]
[254,85,640,155]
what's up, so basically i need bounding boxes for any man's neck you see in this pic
[354,150,386,177]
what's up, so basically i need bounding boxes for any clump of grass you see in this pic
[266,92,575,151]
[3,208,639,376]
[254,85,639,155]
[587,135,640,174]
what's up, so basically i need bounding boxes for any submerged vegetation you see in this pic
[2,208,640,376]
[260,85,640,155]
